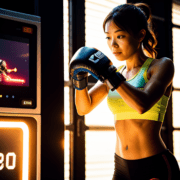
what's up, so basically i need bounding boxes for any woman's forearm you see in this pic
[75,87,92,115]
[116,81,148,114]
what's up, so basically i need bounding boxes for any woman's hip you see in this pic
[112,149,180,180]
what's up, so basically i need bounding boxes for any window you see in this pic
[85,1,126,179]
[172,0,180,167]
[63,1,179,180]
[63,0,70,179]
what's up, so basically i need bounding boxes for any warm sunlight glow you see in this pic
[173,131,180,167]
[85,0,126,68]
[172,2,180,26]
[85,131,116,180]
[63,0,70,179]
[63,0,69,82]
[85,1,125,180]
[172,91,180,127]
[172,2,180,167]
[172,27,180,88]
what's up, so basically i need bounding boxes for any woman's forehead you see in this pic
[105,20,124,33]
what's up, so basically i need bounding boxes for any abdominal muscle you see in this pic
[115,119,167,160]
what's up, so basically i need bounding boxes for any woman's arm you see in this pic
[115,57,174,114]
[75,81,109,116]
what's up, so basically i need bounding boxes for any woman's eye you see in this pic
[117,35,124,39]
[105,36,124,40]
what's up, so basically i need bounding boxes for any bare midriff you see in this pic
[115,119,167,160]
[114,58,171,160]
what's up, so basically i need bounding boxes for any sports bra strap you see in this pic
[141,58,154,70]
[116,65,125,73]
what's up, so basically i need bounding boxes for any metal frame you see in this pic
[0,7,41,180]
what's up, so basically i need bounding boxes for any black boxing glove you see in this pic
[72,71,88,90]
[70,46,107,90]
[69,46,126,91]
[70,46,110,81]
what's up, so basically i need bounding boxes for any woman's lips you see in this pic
[113,52,122,56]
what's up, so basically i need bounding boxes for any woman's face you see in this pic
[105,20,141,61]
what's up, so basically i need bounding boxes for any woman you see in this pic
[75,3,180,180]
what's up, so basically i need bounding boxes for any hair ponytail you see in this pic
[134,3,158,58]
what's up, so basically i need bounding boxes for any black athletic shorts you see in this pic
[112,149,180,180]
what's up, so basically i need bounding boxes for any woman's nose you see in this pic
[111,38,118,47]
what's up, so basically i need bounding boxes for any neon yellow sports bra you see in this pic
[107,58,169,122]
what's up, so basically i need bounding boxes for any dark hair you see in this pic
[103,3,158,59]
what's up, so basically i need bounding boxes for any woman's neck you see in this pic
[125,48,149,72]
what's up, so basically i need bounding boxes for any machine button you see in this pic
[21,100,33,106]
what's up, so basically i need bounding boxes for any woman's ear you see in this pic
[138,29,146,42]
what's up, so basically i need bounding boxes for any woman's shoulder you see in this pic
[150,57,174,71]
[150,57,174,85]
[152,57,173,65]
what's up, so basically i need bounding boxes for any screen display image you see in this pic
[0,19,37,108]
[0,37,29,87]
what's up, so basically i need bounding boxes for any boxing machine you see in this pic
[0,8,41,180]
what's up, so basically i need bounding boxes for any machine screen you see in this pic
[0,16,37,108]
[0,37,29,87]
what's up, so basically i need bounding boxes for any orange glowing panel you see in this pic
[0,122,29,180]
[22,27,33,34]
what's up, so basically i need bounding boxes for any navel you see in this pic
[126,145,128,150]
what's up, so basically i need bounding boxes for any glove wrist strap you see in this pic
[73,75,88,90]
[105,72,126,91]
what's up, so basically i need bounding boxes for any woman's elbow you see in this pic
[76,108,85,116]
[77,111,85,116]
[77,109,90,116]
[137,105,147,114]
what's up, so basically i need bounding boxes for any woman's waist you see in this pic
[114,119,163,134]
[115,129,167,160]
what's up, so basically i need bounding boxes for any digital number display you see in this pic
[0,152,16,170]
[0,117,38,180]
[23,27,33,34]
[0,122,29,179]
